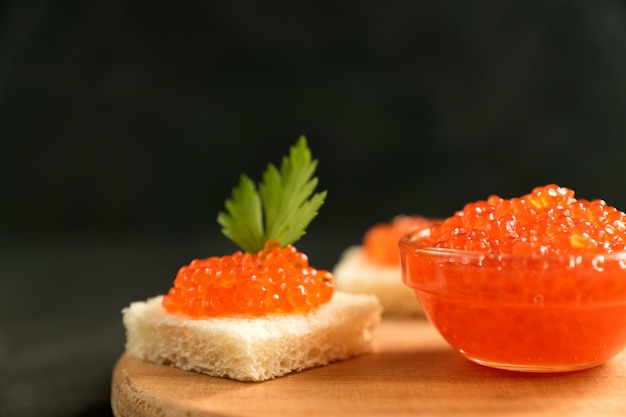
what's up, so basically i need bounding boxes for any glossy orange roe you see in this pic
[162,241,334,318]
[424,184,626,255]
[363,216,434,265]
[400,184,626,372]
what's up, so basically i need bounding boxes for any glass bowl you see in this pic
[399,227,626,373]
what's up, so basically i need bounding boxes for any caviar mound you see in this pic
[162,241,334,318]
[400,184,626,372]
[423,184,626,255]
[363,216,434,265]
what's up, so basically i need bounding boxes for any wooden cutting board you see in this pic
[111,318,626,417]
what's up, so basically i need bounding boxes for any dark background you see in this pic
[2,1,626,416]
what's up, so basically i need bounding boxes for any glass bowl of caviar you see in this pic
[399,184,626,372]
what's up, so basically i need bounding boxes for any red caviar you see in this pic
[400,184,626,372]
[162,241,334,318]
[424,184,626,255]
[363,216,434,265]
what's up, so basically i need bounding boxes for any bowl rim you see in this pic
[399,227,626,263]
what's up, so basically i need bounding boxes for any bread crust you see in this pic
[123,292,382,381]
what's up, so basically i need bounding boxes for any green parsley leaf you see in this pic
[217,174,265,253]
[217,135,327,253]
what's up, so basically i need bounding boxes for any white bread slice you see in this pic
[122,291,382,382]
[333,246,423,316]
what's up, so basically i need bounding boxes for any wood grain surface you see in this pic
[111,318,626,417]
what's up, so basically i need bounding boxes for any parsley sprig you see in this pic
[217,136,327,253]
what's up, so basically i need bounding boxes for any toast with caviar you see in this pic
[122,136,382,381]
[333,216,434,316]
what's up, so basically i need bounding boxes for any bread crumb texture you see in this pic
[123,291,382,381]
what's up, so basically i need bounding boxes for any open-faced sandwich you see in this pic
[333,215,435,316]
[122,136,382,381]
